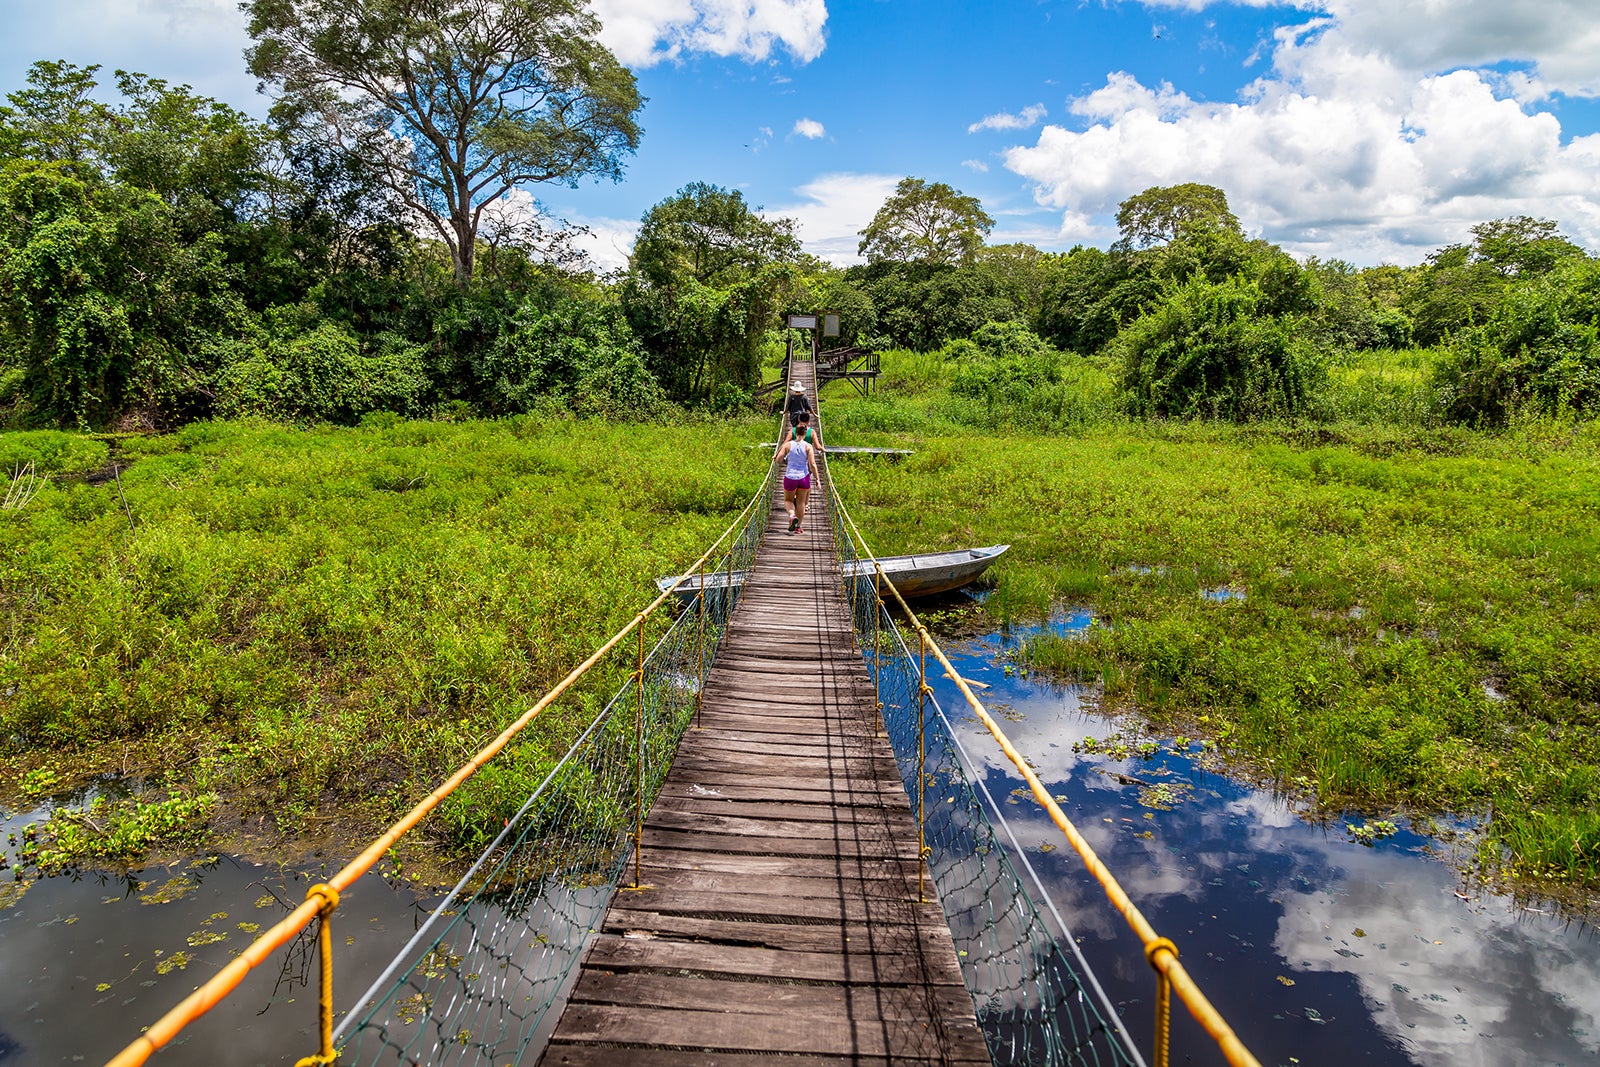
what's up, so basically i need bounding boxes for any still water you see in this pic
[0,798,436,1066]
[929,608,1600,1067]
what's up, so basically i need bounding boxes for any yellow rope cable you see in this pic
[106,472,773,1067]
[828,488,1262,1067]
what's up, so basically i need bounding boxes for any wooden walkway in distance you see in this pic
[538,362,989,1066]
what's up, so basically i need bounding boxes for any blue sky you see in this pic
[6,0,1600,270]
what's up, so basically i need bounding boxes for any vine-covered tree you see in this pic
[857,177,993,266]
[245,0,644,286]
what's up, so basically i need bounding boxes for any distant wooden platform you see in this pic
[537,362,987,1066]
[747,444,913,458]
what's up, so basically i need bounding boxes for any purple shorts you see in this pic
[784,475,811,491]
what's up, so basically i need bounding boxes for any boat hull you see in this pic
[657,545,1009,601]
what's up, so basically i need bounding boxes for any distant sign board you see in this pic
[787,314,818,329]
[822,313,841,338]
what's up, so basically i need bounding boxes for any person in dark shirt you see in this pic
[785,381,812,426]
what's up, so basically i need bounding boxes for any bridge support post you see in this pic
[632,624,646,889]
[293,883,341,1067]
[695,557,706,730]
[917,631,930,905]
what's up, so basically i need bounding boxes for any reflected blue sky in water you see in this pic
[929,612,1600,1067]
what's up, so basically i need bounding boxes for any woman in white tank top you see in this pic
[776,431,818,534]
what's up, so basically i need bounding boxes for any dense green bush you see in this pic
[0,161,247,427]
[481,298,663,417]
[213,313,427,422]
[1434,258,1600,424]
[947,320,1062,403]
[1114,275,1324,420]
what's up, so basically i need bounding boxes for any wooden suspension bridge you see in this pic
[109,356,1255,1067]
[537,360,988,1065]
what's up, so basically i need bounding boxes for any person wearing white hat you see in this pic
[785,380,812,426]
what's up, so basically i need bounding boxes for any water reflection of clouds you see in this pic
[1275,862,1600,1066]
[928,621,1600,1067]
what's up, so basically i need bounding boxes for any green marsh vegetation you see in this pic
[824,349,1600,907]
[0,416,766,877]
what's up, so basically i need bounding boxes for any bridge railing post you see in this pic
[632,623,646,889]
[293,883,340,1067]
[695,555,706,730]
[916,630,929,905]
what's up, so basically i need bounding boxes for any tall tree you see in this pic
[857,177,993,266]
[1115,183,1240,250]
[624,183,800,400]
[0,61,108,168]
[1468,216,1584,277]
[245,0,644,287]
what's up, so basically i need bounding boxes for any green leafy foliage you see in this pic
[0,416,766,857]
[857,177,994,266]
[624,183,801,402]
[244,0,642,286]
[819,402,1600,888]
[214,314,427,423]
[1113,275,1324,420]
[483,298,663,417]
[0,161,247,426]
[1433,257,1600,423]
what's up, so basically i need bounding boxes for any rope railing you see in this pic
[106,442,779,1067]
[820,457,1262,1067]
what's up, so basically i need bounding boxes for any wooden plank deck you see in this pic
[538,363,989,1066]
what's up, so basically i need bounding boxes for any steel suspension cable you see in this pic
[826,485,1262,1067]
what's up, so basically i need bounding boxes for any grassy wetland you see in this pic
[6,348,1599,914]
[0,415,767,882]
[824,348,1600,908]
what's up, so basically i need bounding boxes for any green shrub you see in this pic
[1113,275,1324,420]
[214,314,427,423]
[1433,258,1600,424]
[481,299,663,418]
[0,429,109,475]
[947,321,1062,402]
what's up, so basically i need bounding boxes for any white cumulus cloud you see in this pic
[1139,0,1600,97]
[591,0,829,67]
[1001,2,1600,263]
[792,117,825,139]
[967,102,1048,134]
[765,172,901,264]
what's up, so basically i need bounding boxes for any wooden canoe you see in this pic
[657,545,1009,601]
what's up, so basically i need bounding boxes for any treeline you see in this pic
[2,63,1597,431]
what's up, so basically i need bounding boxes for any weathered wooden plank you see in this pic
[602,908,934,953]
[542,1047,967,1067]
[641,809,909,842]
[609,886,941,927]
[544,1003,980,1060]
[653,779,907,803]
[639,827,919,860]
[628,866,914,905]
[648,796,905,823]
[584,934,964,987]
[568,971,980,1028]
